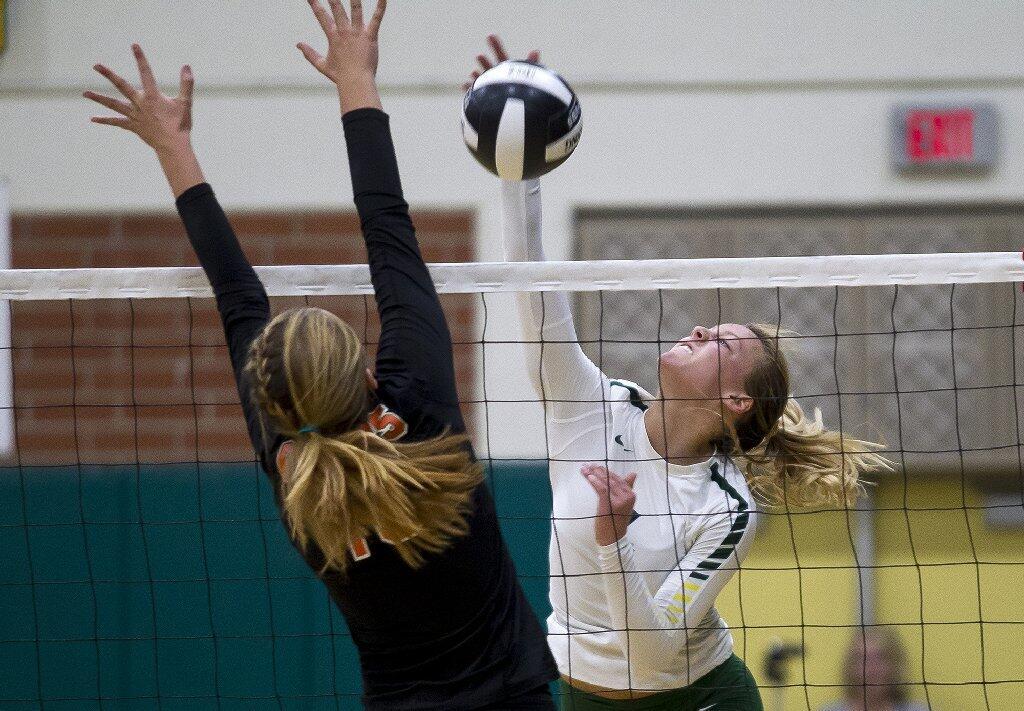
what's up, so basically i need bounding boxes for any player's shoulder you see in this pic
[606,378,654,411]
[694,459,758,556]
[704,457,756,515]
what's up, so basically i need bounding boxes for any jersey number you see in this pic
[361,403,409,441]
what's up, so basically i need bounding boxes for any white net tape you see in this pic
[0,251,1020,299]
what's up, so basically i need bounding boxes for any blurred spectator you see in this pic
[820,628,930,711]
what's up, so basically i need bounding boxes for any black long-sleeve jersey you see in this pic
[175,108,557,709]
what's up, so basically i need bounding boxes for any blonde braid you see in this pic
[246,320,293,428]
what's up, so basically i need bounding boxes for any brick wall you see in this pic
[10,211,476,466]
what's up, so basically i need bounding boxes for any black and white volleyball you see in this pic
[461,61,582,180]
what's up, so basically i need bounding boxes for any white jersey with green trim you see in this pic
[502,179,758,692]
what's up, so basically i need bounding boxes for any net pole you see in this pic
[0,179,12,455]
[854,493,876,627]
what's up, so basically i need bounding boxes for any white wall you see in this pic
[3,1,1023,89]
[2,1,1023,456]
[2,1,1023,213]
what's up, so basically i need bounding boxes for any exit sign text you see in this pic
[892,104,996,172]
[906,109,974,163]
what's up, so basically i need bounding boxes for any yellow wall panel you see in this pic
[717,480,1022,710]
[874,480,1023,708]
[717,508,862,710]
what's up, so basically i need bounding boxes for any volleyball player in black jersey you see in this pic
[85,1,558,707]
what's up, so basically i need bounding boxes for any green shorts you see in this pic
[556,654,763,711]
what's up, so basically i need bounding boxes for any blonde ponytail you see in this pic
[740,399,890,509]
[734,324,892,510]
[280,428,481,574]
[246,307,482,575]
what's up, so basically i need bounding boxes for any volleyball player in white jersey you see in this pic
[475,36,890,711]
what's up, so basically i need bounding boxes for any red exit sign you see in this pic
[907,109,974,162]
[893,104,996,171]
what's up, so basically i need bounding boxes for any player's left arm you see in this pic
[584,465,756,666]
[299,0,462,425]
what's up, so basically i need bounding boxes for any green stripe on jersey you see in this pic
[687,463,750,582]
[609,380,649,411]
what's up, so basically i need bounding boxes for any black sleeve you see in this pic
[341,108,463,430]
[175,183,281,471]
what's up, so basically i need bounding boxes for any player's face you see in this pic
[658,323,761,414]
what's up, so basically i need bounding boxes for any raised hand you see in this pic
[85,44,204,197]
[85,44,194,154]
[582,465,638,546]
[299,0,386,113]
[462,35,541,92]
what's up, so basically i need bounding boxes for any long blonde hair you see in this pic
[728,323,892,509]
[246,307,481,574]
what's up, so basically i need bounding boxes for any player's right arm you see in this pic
[477,37,607,442]
[85,45,277,468]
[502,179,606,419]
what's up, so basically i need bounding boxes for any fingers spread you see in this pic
[476,53,493,73]
[600,468,626,487]
[581,465,600,484]
[93,64,139,104]
[367,0,386,40]
[327,0,349,28]
[132,44,158,93]
[462,70,480,92]
[297,43,327,73]
[581,464,615,496]
[488,34,509,62]
[83,91,133,117]
[178,65,194,104]
[178,65,194,130]
[90,116,132,130]
[350,0,363,27]
[308,0,336,37]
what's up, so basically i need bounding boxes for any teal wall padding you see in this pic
[0,460,552,709]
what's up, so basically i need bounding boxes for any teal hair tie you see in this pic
[298,424,320,434]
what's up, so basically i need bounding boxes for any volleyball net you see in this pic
[1,253,1023,709]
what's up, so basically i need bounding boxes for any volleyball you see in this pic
[461,60,582,180]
